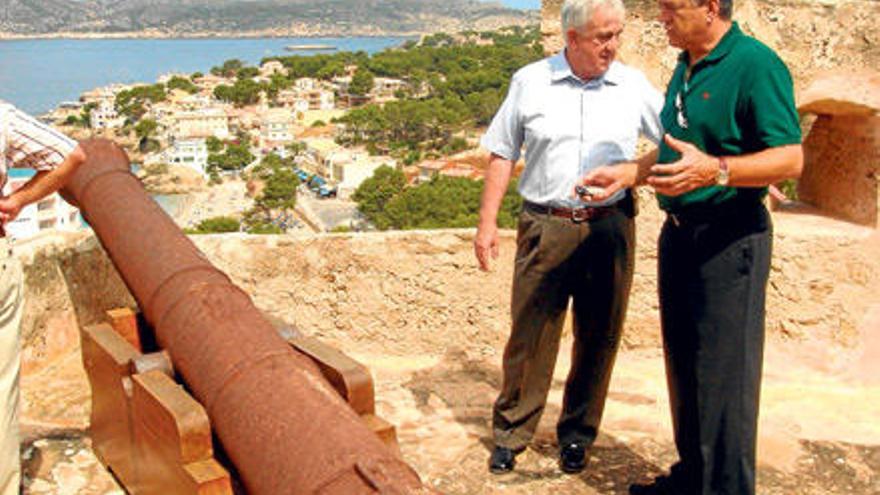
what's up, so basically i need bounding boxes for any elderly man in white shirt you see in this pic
[0,101,85,495]
[475,0,663,475]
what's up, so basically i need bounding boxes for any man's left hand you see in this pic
[647,135,719,196]
[0,195,23,224]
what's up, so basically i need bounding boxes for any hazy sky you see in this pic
[492,0,541,10]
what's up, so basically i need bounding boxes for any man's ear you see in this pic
[565,29,578,50]
[706,0,723,18]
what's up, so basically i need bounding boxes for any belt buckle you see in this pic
[571,208,591,223]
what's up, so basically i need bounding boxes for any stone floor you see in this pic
[17,338,880,494]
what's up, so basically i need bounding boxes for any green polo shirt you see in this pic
[657,22,801,211]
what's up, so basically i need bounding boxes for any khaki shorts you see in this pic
[0,238,23,495]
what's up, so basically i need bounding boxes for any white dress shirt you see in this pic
[481,52,664,208]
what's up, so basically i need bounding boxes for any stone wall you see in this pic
[541,0,880,92]
[799,114,880,226]
[15,214,878,373]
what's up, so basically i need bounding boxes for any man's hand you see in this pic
[474,221,500,271]
[0,195,24,225]
[575,162,637,203]
[647,135,719,196]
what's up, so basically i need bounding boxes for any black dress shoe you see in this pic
[629,474,678,494]
[559,442,587,474]
[488,446,517,474]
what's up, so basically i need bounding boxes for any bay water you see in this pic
[0,36,409,115]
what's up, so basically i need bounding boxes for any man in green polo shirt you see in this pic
[579,0,803,493]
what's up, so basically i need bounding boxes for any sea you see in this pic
[0,36,411,116]
[0,36,409,219]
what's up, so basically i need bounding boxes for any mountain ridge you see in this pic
[0,0,538,37]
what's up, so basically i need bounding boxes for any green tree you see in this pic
[213,79,262,106]
[349,67,375,97]
[211,59,245,77]
[351,165,406,229]
[206,136,224,154]
[116,84,166,119]
[167,76,198,94]
[207,142,255,172]
[186,216,240,234]
[248,154,299,227]
[237,67,260,80]
[134,119,158,140]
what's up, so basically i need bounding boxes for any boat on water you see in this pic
[284,44,337,51]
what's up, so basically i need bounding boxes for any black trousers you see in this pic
[493,202,635,451]
[658,203,771,495]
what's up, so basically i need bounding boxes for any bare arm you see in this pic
[576,147,659,203]
[0,145,87,223]
[474,153,515,271]
[648,135,803,196]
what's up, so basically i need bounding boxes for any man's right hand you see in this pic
[576,162,637,203]
[474,221,500,271]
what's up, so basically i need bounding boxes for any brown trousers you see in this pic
[493,203,634,451]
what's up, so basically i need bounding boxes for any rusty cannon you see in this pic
[61,139,429,494]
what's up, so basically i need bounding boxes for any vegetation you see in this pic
[778,179,799,201]
[166,75,199,94]
[213,78,263,106]
[241,153,300,233]
[185,216,241,234]
[334,26,542,159]
[348,67,375,97]
[207,142,255,180]
[211,59,246,77]
[354,169,521,231]
[63,102,97,128]
[134,118,158,140]
[351,165,407,229]
[116,84,167,120]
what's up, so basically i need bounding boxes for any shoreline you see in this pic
[0,30,429,41]
[0,19,538,41]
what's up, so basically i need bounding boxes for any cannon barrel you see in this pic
[62,139,426,494]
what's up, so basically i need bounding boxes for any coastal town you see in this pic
[6,28,537,241]
[2,0,880,494]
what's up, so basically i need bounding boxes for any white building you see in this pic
[166,138,209,175]
[294,78,318,91]
[172,107,230,140]
[372,77,409,102]
[260,60,288,78]
[306,89,335,110]
[332,75,352,94]
[330,152,397,200]
[276,90,311,115]
[3,170,81,240]
[90,99,125,130]
[259,109,295,154]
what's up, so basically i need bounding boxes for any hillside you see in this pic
[0,0,538,36]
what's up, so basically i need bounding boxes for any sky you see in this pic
[490,0,541,10]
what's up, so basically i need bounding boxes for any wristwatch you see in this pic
[716,156,730,186]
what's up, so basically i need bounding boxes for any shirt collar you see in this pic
[677,21,743,67]
[550,50,621,86]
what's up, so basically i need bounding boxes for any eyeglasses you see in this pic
[675,84,689,129]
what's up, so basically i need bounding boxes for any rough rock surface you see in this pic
[798,71,880,117]
[542,0,880,95]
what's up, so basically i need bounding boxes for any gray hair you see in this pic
[561,0,626,33]
[693,0,733,19]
